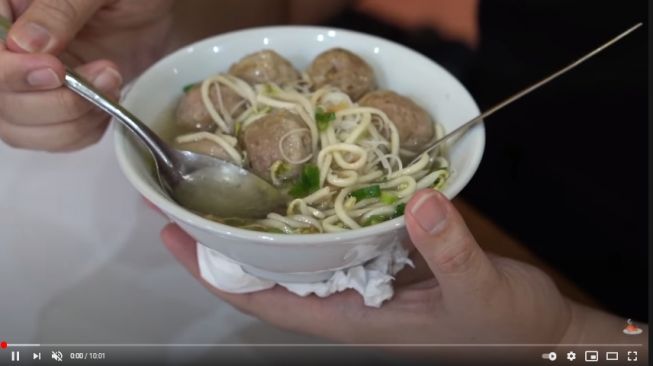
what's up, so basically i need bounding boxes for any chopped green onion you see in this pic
[380,191,398,205]
[183,83,198,93]
[350,185,381,201]
[392,203,406,218]
[289,164,320,198]
[432,169,450,190]
[270,160,293,185]
[276,161,291,176]
[264,83,276,95]
[363,215,389,227]
[315,108,336,131]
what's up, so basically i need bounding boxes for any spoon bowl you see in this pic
[167,149,286,218]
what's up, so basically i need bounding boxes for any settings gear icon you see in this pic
[567,351,577,361]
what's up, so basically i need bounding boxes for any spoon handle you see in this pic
[0,15,180,182]
[63,69,175,167]
[415,22,642,164]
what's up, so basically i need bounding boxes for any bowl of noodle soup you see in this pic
[115,26,484,283]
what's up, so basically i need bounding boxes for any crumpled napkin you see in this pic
[197,242,413,307]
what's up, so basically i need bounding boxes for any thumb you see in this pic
[405,189,501,301]
[7,0,105,54]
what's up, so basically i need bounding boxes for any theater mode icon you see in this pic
[605,351,619,361]
[623,319,643,335]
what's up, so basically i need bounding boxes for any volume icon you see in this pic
[51,350,63,362]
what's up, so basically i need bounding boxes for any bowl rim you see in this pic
[114,25,484,246]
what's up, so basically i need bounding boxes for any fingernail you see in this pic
[410,191,447,234]
[26,68,60,88]
[11,22,52,52]
[92,68,123,93]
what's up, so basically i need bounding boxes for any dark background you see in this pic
[328,0,649,321]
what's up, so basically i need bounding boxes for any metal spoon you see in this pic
[412,23,642,165]
[0,16,285,219]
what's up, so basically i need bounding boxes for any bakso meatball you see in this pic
[229,50,300,86]
[176,84,243,132]
[242,110,312,183]
[174,139,234,163]
[359,90,435,151]
[307,48,376,101]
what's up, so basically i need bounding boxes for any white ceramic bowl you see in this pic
[115,26,484,283]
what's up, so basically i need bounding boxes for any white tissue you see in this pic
[197,246,275,293]
[197,243,413,308]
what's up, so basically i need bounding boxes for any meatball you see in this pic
[229,50,300,86]
[359,90,435,151]
[175,84,243,132]
[307,48,376,101]
[174,139,234,163]
[242,109,312,183]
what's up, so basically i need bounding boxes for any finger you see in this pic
[160,223,201,277]
[0,108,108,151]
[0,59,122,125]
[0,48,65,91]
[6,0,105,54]
[8,0,30,17]
[391,277,441,309]
[405,189,502,303]
[55,117,108,152]
[0,1,12,20]
[160,224,375,342]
